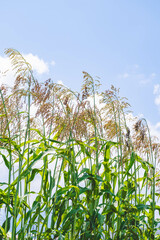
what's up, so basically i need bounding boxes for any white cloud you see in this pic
[125,112,160,143]
[0,56,11,73]
[154,84,160,95]
[153,84,160,107]
[24,53,49,75]
[0,56,15,87]
[57,80,64,85]
[155,96,160,106]
[0,53,53,87]
[147,120,160,141]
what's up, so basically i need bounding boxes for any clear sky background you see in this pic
[0,0,160,137]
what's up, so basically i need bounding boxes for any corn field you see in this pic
[0,48,160,239]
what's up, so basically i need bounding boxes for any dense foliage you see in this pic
[0,49,160,239]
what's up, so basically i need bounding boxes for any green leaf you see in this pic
[123,151,135,179]
[2,216,11,233]
[28,168,42,183]
[136,204,150,211]
[0,153,9,169]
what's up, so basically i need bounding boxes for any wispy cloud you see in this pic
[154,84,160,95]
[51,60,56,66]
[139,72,156,85]
[119,73,129,79]
[118,64,156,86]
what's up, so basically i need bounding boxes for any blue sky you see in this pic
[1,0,160,134]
